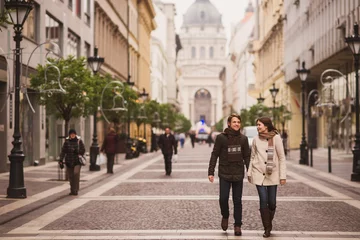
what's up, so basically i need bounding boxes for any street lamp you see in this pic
[6,0,33,199]
[297,61,310,165]
[125,76,135,159]
[87,47,104,171]
[345,22,360,181]
[269,83,279,122]
[139,88,149,139]
[257,93,265,104]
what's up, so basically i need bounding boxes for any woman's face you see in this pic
[69,133,76,139]
[257,120,268,133]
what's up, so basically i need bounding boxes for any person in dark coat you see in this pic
[150,130,158,152]
[208,114,251,236]
[101,128,118,174]
[59,129,85,196]
[157,127,177,176]
[190,131,196,148]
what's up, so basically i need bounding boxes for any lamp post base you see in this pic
[7,153,27,198]
[7,187,26,199]
[299,142,308,165]
[351,148,360,181]
[89,145,100,171]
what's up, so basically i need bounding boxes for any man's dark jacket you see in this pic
[158,134,177,155]
[208,129,250,181]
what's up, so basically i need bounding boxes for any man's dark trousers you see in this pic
[219,178,244,226]
[163,153,173,175]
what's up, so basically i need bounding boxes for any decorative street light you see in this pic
[125,76,135,159]
[257,93,265,104]
[137,88,148,153]
[87,47,104,171]
[345,22,360,181]
[6,0,33,199]
[297,61,310,165]
[269,83,279,122]
[139,88,149,140]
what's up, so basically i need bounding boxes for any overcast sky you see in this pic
[161,0,251,39]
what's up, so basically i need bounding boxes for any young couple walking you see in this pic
[208,114,287,237]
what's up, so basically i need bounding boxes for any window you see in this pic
[84,0,90,25]
[85,42,90,58]
[68,0,73,10]
[200,46,205,58]
[67,30,80,57]
[45,13,63,54]
[209,47,214,58]
[76,0,81,18]
[191,46,196,58]
[23,3,38,42]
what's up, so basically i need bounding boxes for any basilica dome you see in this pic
[182,0,222,26]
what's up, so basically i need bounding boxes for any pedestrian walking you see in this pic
[247,117,287,238]
[207,132,213,147]
[59,129,85,196]
[101,128,118,174]
[190,131,196,148]
[208,113,251,236]
[179,132,186,148]
[158,127,177,176]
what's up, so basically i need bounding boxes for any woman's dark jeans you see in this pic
[256,185,277,209]
[219,178,243,226]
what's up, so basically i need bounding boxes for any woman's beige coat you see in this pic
[247,134,286,186]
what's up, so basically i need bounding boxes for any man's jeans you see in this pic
[256,185,277,209]
[163,153,172,174]
[219,178,243,226]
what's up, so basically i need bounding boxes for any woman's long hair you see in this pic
[256,117,277,132]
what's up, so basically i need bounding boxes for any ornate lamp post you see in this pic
[6,0,33,199]
[345,23,360,181]
[139,88,149,141]
[125,76,135,159]
[257,93,265,104]
[297,61,310,165]
[87,47,104,171]
[269,83,279,123]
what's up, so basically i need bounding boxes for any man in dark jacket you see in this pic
[208,114,250,236]
[158,127,177,176]
[101,128,118,173]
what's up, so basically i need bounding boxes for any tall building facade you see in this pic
[150,2,168,103]
[228,1,257,113]
[0,0,94,172]
[177,0,225,126]
[251,0,290,142]
[137,0,156,95]
[284,0,359,150]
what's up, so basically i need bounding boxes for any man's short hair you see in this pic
[227,113,241,123]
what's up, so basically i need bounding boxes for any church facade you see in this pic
[177,0,226,127]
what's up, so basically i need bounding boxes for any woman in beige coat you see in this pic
[247,117,286,238]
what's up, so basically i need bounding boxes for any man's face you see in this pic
[69,133,76,139]
[165,128,170,134]
[228,117,241,131]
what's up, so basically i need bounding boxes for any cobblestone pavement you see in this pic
[0,141,360,239]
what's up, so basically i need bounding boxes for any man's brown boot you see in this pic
[221,218,228,231]
[234,226,242,236]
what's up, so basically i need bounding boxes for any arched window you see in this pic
[209,47,214,58]
[200,46,205,58]
[191,47,196,58]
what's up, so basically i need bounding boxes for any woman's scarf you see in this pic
[259,130,278,174]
